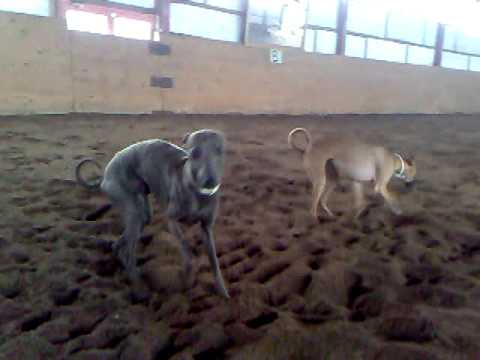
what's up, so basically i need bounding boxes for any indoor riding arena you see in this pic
[1,1,480,359]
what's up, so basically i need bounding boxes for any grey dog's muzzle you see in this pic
[185,159,221,197]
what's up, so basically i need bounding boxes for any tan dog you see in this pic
[288,128,416,219]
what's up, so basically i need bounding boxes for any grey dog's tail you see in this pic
[75,158,103,190]
[288,128,311,153]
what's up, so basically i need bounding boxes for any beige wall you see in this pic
[70,31,162,113]
[0,11,72,114]
[1,10,480,115]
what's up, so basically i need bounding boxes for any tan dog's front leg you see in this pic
[352,182,367,218]
[375,162,402,215]
[375,182,402,215]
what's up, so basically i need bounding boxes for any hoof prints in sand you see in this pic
[1,114,479,359]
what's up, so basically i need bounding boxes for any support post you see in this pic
[300,0,310,50]
[433,23,445,66]
[240,0,249,44]
[155,0,170,33]
[335,0,348,55]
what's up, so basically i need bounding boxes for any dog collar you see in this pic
[198,184,221,196]
[393,153,406,180]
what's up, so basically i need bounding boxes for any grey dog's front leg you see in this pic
[201,223,230,299]
[138,193,152,225]
[168,220,193,285]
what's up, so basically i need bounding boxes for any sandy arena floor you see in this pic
[0,113,479,359]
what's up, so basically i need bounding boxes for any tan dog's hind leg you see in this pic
[320,179,335,217]
[311,175,333,218]
[311,178,335,219]
[352,182,367,219]
[319,161,337,217]
[311,179,322,218]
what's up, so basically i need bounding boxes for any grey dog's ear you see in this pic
[179,156,189,167]
[172,156,189,172]
[170,156,188,175]
[182,133,191,145]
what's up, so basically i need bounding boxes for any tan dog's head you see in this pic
[403,156,417,185]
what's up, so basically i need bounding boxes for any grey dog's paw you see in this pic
[129,286,151,305]
[216,282,230,300]
[113,242,129,269]
[95,238,114,253]
[220,288,230,300]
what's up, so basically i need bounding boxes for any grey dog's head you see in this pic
[181,129,226,196]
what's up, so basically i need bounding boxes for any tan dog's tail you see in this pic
[75,158,103,190]
[288,128,311,153]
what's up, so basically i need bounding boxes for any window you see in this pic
[423,21,437,47]
[443,27,457,51]
[441,25,480,56]
[66,9,110,35]
[206,0,244,12]
[113,17,152,40]
[170,3,242,42]
[304,29,336,54]
[367,38,406,63]
[307,0,337,29]
[248,0,282,26]
[347,1,387,37]
[0,0,50,16]
[469,56,480,71]
[247,0,306,47]
[406,45,434,66]
[387,13,424,45]
[442,51,469,70]
[111,0,154,7]
[345,35,366,58]
[304,29,315,52]
[344,1,438,65]
[456,32,480,55]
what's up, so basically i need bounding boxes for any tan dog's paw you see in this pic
[322,206,335,218]
[390,206,403,216]
[316,213,336,224]
[354,209,367,220]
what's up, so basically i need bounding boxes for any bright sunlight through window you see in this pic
[351,0,480,36]
[113,17,152,40]
[66,10,109,35]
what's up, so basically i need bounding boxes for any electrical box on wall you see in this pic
[149,42,171,56]
[150,76,174,88]
[270,48,283,64]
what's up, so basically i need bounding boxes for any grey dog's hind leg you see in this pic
[201,223,229,299]
[113,198,144,282]
[168,221,193,288]
[103,181,144,282]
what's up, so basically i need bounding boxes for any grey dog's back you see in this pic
[103,139,188,205]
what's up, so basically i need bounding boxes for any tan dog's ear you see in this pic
[182,133,191,145]
[405,155,415,166]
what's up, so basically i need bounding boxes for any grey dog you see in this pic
[75,129,230,299]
